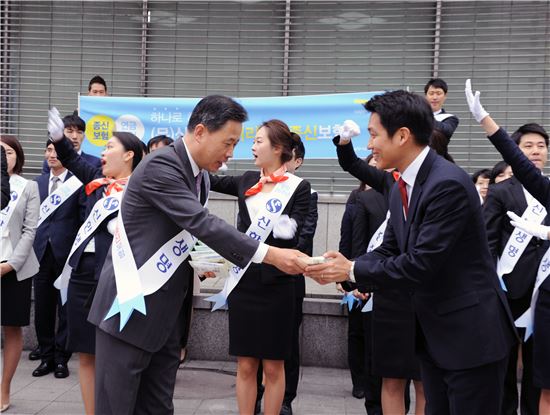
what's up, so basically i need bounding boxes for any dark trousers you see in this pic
[420,352,508,415]
[33,244,71,364]
[361,310,383,415]
[95,318,183,415]
[502,297,540,415]
[348,305,366,389]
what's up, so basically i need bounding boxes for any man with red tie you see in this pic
[303,90,517,415]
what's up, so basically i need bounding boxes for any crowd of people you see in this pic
[0,75,548,415]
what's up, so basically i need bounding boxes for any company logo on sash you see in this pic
[38,175,84,228]
[50,194,62,205]
[266,198,283,213]
[103,197,120,211]
[10,191,17,201]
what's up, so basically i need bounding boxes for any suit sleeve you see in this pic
[138,158,259,268]
[488,128,550,206]
[8,181,39,272]
[435,115,459,141]
[338,199,355,258]
[483,186,506,261]
[1,146,10,209]
[352,196,370,258]
[333,136,394,195]
[52,137,102,184]
[354,179,474,289]
[209,173,240,197]
[296,190,318,256]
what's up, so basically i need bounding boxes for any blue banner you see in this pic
[79,92,382,159]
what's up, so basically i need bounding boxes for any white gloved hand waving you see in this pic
[338,120,361,145]
[272,214,298,240]
[507,211,550,240]
[48,107,65,142]
[465,79,490,123]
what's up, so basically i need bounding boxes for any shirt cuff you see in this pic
[348,261,356,283]
[251,242,269,263]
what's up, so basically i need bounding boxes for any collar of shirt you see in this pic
[433,109,443,116]
[181,137,201,180]
[400,145,430,203]
[49,169,68,184]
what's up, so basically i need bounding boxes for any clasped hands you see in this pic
[294,251,354,285]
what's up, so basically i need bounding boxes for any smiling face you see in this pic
[425,86,447,112]
[518,132,548,171]
[1,142,17,175]
[251,126,283,171]
[366,113,402,170]
[101,136,134,178]
[475,176,490,199]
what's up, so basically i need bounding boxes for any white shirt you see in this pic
[48,169,68,194]
[181,137,268,263]
[399,145,431,207]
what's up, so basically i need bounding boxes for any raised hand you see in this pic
[507,211,550,240]
[47,107,65,142]
[338,119,361,145]
[465,79,489,123]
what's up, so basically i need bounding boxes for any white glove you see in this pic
[48,107,65,142]
[507,211,550,240]
[272,214,297,240]
[107,218,117,235]
[338,120,361,145]
[465,79,490,123]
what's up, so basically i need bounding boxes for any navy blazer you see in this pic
[484,176,547,300]
[41,151,101,174]
[33,171,86,265]
[210,171,311,285]
[354,149,516,370]
[52,137,116,280]
[488,127,550,292]
[434,108,459,141]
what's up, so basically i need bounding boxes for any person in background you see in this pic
[490,161,513,184]
[0,146,10,210]
[472,168,491,204]
[88,75,107,96]
[424,78,459,141]
[147,135,174,153]
[0,135,40,413]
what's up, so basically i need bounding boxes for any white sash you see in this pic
[496,196,546,291]
[0,175,28,232]
[104,177,210,331]
[362,210,390,313]
[434,112,454,122]
[37,175,83,227]
[54,192,123,304]
[515,246,550,339]
[206,174,303,311]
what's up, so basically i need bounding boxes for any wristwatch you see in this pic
[348,261,356,283]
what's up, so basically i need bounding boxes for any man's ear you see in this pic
[397,127,412,146]
[193,124,206,143]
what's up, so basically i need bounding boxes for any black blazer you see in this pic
[33,171,86,265]
[295,190,318,298]
[52,137,117,280]
[41,151,101,173]
[1,146,10,210]
[210,171,311,285]
[488,127,550,292]
[435,108,459,141]
[353,189,388,258]
[483,176,547,299]
[354,149,517,370]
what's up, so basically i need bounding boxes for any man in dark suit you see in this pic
[303,90,517,415]
[85,95,308,415]
[41,111,100,174]
[32,142,85,378]
[424,78,459,141]
[483,123,548,415]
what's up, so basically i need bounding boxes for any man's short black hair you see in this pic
[187,95,248,133]
[424,78,448,94]
[88,75,107,91]
[293,137,305,160]
[510,123,549,147]
[147,135,174,152]
[63,110,86,131]
[472,168,491,184]
[364,90,434,146]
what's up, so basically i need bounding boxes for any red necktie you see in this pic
[398,177,409,217]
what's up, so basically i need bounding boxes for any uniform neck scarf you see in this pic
[244,165,288,197]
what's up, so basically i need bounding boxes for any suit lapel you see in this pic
[174,139,200,199]
[508,177,528,212]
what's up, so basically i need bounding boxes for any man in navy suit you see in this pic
[41,112,100,174]
[424,78,459,141]
[304,90,517,415]
[32,142,86,378]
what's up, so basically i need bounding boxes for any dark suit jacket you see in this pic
[41,151,101,173]
[210,171,311,286]
[295,190,318,298]
[88,139,260,352]
[353,189,388,258]
[434,108,459,141]
[488,127,550,292]
[33,171,86,265]
[1,146,9,210]
[52,137,116,280]
[354,149,516,370]
[338,189,361,259]
[483,176,547,300]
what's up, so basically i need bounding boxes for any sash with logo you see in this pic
[515,246,550,339]
[206,173,303,311]
[37,175,83,227]
[496,196,546,291]
[0,175,28,232]
[362,210,390,313]
[105,173,211,331]
[434,112,454,122]
[54,192,122,303]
